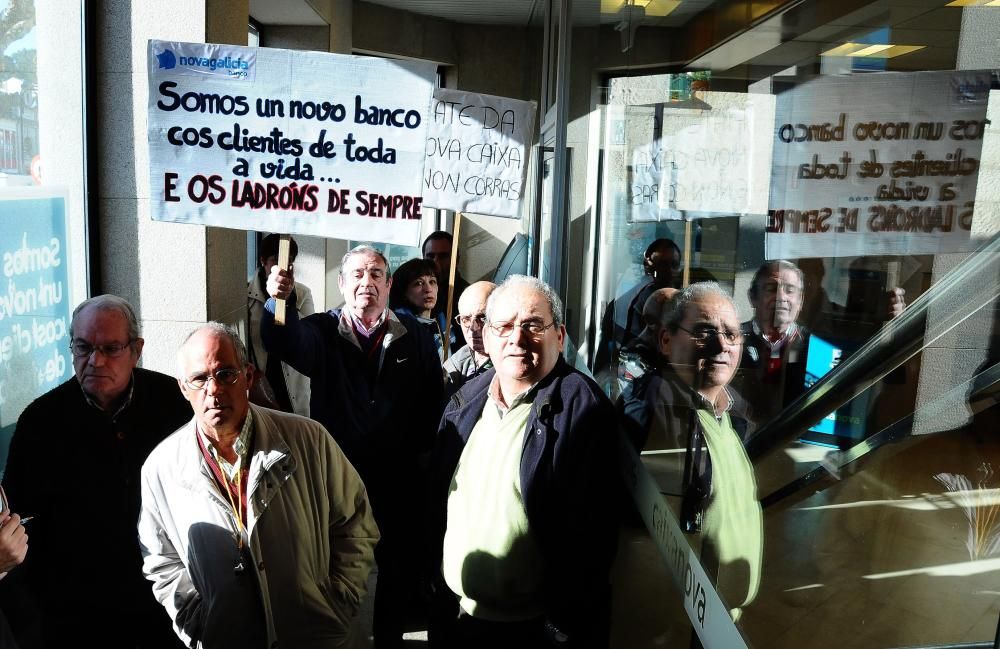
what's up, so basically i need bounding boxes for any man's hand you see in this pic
[886,287,906,319]
[0,510,28,574]
[267,265,295,301]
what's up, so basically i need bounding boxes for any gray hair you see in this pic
[487,275,564,328]
[339,244,391,278]
[70,295,140,341]
[665,282,735,331]
[178,322,249,376]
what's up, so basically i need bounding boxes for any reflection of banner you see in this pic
[0,189,72,430]
[147,40,437,247]
[422,89,536,218]
[629,92,774,222]
[767,71,991,259]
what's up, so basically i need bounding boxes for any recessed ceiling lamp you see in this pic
[945,1,1000,7]
[601,0,682,17]
[821,42,925,58]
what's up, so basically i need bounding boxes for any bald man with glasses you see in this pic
[428,275,619,649]
[1,294,190,649]
[618,282,762,622]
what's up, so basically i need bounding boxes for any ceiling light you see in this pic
[945,0,1000,6]
[821,42,925,58]
[601,0,680,17]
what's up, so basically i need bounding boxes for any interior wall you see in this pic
[95,1,210,375]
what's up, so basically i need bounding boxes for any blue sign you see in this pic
[0,194,72,474]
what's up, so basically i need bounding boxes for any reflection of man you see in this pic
[736,259,907,425]
[429,276,619,648]
[618,283,760,619]
[616,287,678,393]
[595,238,681,391]
[2,295,189,648]
[424,231,469,349]
[246,233,314,414]
[262,245,443,648]
[443,281,496,396]
[736,260,809,422]
[139,323,378,649]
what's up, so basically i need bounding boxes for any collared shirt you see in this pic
[80,374,135,421]
[752,319,798,356]
[486,375,539,417]
[443,379,544,621]
[691,384,734,421]
[197,409,255,480]
[350,309,387,339]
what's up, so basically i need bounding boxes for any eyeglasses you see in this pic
[675,325,743,346]
[70,339,135,358]
[488,320,557,338]
[454,313,487,329]
[183,368,243,391]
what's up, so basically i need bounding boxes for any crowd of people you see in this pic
[0,229,907,649]
[0,231,620,649]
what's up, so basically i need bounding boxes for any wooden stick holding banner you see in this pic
[442,214,463,361]
[682,221,693,288]
[274,235,291,326]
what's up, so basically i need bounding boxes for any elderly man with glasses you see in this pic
[1,294,191,649]
[428,275,619,649]
[618,282,762,623]
[261,244,443,649]
[138,322,378,649]
[442,280,496,396]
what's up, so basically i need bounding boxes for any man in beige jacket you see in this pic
[138,322,379,649]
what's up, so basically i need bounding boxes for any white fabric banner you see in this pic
[422,89,536,218]
[766,70,991,259]
[147,40,437,247]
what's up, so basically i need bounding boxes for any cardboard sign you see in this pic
[147,40,437,247]
[627,92,774,222]
[767,70,991,258]
[422,89,536,218]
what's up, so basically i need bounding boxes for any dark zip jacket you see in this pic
[428,358,620,647]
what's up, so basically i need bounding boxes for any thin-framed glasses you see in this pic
[70,339,135,358]
[455,313,487,329]
[488,319,557,338]
[675,325,743,346]
[183,368,242,391]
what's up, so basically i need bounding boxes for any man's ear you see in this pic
[244,363,256,392]
[133,337,145,362]
[177,378,193,403]
[659,328,672,357]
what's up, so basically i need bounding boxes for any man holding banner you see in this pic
[262,244,443,649]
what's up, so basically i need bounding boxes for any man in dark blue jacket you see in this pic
[428,275,619,649]
[261,244,443,649]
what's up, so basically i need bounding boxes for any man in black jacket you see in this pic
[1,295,189,649]
[262,244,443,649]
[428,275,619,649]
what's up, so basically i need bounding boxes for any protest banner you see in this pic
[147,40,437,247]
[625,92,774,222]
[422,89,536,218]
[767,70,991,259]
[0,189,73,435]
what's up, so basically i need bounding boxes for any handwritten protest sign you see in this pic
[767,70,990,258]
[147,40,437,247]
[627,92,774,222]
[422,89,536,218]
[0,190,72,433]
